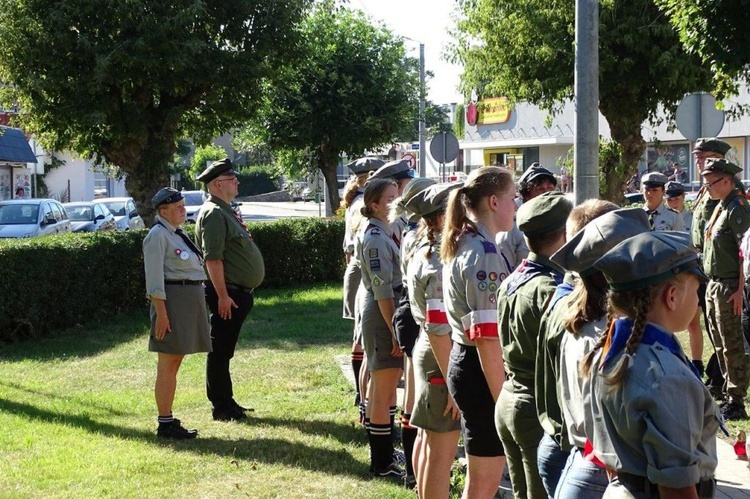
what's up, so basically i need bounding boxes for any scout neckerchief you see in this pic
[547,281,575,312]
[503,259,563,296]
[229,205,256,242]
[646,209,657,230]
[704,204,723,241]
[156,221,204,264]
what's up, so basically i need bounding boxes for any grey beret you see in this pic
[405,181,463,218]
[641,172,668,187]
[550,208,651,276]
[664,181,685,198]
[517,191,572,237]
[594,231,706,292]
[347,157,385,175]
[152,187,183,208]
[371,159,414,180]
[195,158,237,184]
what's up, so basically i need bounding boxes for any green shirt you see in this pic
[691,187,718,251]
[702,191,750,279]
[195,196,265,289]
[498,253,564,391]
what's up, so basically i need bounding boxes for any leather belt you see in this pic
[618,472,715,498]
[225,283,255,294]
[165,279,204,286]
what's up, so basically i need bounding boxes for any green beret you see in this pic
[347,157,385,175]
[517,191,572,237]
[641,172,668,187]
[594,231,706,292]
[701,158,742,176]
[404,181,463,218]
[693,138,731,156]
[195,158,237,184]
[550,208,650,276]
[371,159,414,180]
[664,181,685,198]
[151,187,183,208]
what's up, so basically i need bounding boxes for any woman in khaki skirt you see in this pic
[143,187,212,439]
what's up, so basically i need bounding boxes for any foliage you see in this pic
[656,0,750,108]
[451,0,713,200]
[189,144,228,183]
[557,138,631,202]
[0,0,311,225]
[245,1,420,214]
[453,103,466,139]
[236,166,282,197]
[399,101,453,142]
[0,217,344,341]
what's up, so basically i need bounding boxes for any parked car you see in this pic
[181,190,206,223]
[0,198,72,238]
[63,202,117,232]
[92,197,145,231]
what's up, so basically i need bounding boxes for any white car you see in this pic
[181,190,207,223]
[92,197,145,231]
[0,199,72,238]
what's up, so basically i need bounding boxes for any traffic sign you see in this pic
[675,92,725,142]
[430,132,459,164]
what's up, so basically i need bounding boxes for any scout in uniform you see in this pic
[370,159,415,242]
[665,180,693,232]
[143,187,212,439]
[404,181,462,498]
[640,172,685,231]
[357,178,405,478]
[701,158,750,420]
[581,231,720,498]
[495,191,572,499]
[195,159,265,422]
[440,166,516,499]
[549,208,650,498]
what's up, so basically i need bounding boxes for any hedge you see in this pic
[237,166,281,197]
[0,217,345,342]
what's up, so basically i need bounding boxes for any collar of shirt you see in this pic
[474,221,493,242]
[207,194,234,212]
[721,189,740,209]
[155,214,179,233]
[527,251,566,275]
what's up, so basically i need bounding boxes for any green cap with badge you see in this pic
[701,158,743,176]
[550,208,650,276]
[195,158,237,184]
[405,181,463,218]
[516,191,572,237]
[594,231,707,292]
[693,138,731,156]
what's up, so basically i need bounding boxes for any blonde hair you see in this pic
[341,176,362,210]
[361,179,397,219]
[566,199,619,240]
[440,166,514,262]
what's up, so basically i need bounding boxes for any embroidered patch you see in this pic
[370,259,381,271]
[478,282,487,291]
[372,275,384,286]
[489,294,496,304]
[489,282,498,293]
[369,248,379,258]
[476,271,487,280]
[370,227,381,235]
[489,272,498,281]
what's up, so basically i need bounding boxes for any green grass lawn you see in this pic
[0,283,415,499]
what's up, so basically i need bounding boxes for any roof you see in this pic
[0,126,36,164]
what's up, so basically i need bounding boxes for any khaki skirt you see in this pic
[411,333,461,433]
[149,284,212,355]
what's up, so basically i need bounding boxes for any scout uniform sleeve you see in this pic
[364,233,395,301]
[461,248,500,340]
[424,256,450,336]
[729,201,750,244]
[143,228,168,300]
[199,208,227,261]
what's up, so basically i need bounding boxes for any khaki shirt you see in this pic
[444,222,514,347]
[408,240,450,336]
[195,196,264,290]
[691,187,719,250]
[702,191,750,279]
[358,218,401,300]
[142,215,206,300]
[400,220,421,283]
[495,221,529,272]
[498,253,564,391]
[644,205,685,232]
[587,333,719,488]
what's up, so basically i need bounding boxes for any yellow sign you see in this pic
[478,97,512,125]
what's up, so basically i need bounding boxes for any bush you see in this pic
[0,217,345,341]
[237,166,282,197]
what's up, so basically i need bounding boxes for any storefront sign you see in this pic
[477,97,512,125]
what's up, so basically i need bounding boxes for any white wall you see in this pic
[45,152,127,201]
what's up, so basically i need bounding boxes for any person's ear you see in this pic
[663,283,678,311]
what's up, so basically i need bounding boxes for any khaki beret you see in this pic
[404,181,463,218]
[517,191,572,237]
[195,158,237,184]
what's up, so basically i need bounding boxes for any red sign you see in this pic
[402,153,416,169]
[466,101,478,126]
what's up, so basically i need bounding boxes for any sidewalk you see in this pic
[336,355,750,496]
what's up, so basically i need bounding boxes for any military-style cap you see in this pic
[347,157,385,175]
[371,159,414,180]
[594,231,706,292]
[664,181,685,198]
[700,158,742,176]
[641,171,668,187]
[551,208,650,276]
[693,138,731,156]
[396,177,436,219]
[405,181,463,218]
[151,187,183,208]
[195,158,237,184]
[518,164,557,186]
[517,191,572,237]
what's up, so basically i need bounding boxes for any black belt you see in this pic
[618,472,715,498]
[225,283,255,294]
[165,279,204,286]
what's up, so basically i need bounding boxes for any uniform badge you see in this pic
[369,249,379,258]
[370,228,381,235]
[489,272,498,281]
[372,275,383,286]
[180,251,190,260]
[489,282,498,293]
[476,271,487,280]
[478,282,487,291]
[370,259,381,271]
[489,294,496,304]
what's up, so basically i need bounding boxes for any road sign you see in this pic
[675,92,725,142]
[430,132,459,164]
[402,153,416,169]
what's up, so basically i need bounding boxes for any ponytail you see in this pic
[440,187,471,262]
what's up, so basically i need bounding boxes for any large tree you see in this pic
[246,2,419,214]
[452,0,714,201]
[0,0,310,223]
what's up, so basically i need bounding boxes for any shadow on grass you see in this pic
[0,381,131,416]
[0,398,371,479]
[245,414,365,446]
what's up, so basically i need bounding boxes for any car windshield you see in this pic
[102,202,127,217]
[183,192,204,206]
[67,206,93,221]
[0,204,39,224]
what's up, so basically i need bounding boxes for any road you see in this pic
[237,200,327,222]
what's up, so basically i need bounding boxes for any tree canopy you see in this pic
[452,0,714,200]
[244,2,420,213]
[0,0,311,222]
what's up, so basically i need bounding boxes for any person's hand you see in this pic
[218,295,238,320]
[728,288,743,316]
[443,393,461,420]
[391,335,403,358]
[155,313,171,340]
[345,253,352,264]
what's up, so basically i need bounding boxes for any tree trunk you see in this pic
[317,145,341,216]
[599,97,647,204]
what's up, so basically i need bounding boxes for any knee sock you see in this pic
[351,351,364,404]
[390,406,400,444]
[157,413,174,425]
[369,423,394,471]
[400,413,417,477]
[365,418,374,471]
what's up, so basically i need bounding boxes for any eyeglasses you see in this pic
[215,176,238,183]
[702,178,725,190]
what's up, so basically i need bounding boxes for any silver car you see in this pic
[63,202,118,232]
[181,190,206,223]
[0,199,72,238]
[92,197,145,231]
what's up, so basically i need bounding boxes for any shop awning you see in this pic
[0,126,36,164]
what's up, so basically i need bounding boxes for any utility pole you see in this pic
[419,43,426,178]
[574,0,599,204]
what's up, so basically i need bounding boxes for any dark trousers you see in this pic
[205,284,254,410]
